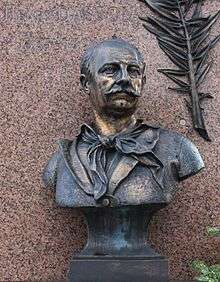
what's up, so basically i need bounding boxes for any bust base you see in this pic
[68,205,169,281]
[69,255,168,282]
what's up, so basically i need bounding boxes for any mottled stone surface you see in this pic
[0,0,219,280]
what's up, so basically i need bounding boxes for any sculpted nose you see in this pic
[117,68,130,86]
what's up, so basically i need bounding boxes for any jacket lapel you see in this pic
[58,139,94,195]
[108,155,139,195]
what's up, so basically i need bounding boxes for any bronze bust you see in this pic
[43,38,204,208]
[43,38,205,281]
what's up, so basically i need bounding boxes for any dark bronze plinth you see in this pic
[69,256,168,282]
[69,204,169,282]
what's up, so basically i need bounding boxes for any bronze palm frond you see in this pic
[139,0,219,141]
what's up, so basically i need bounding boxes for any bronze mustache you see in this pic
[105,89,140,100]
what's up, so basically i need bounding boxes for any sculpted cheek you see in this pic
[136,79,142,87]
[132,79,142,92]
[99,77,114,90]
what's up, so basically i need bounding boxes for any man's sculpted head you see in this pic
[80,38,146,118]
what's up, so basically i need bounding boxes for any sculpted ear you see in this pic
[80,74,90,94]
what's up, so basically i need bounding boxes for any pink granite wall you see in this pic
[0,0,219,280]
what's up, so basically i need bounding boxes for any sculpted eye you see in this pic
[127,66,141,77]
[100,64,117,75]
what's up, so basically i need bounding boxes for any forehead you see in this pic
[93,45,142,69]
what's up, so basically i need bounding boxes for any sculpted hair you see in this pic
[80,38,144,79]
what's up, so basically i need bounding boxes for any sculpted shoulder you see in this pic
[42,139,73,188]
[154,126,205,181]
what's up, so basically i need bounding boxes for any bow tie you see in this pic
[79,122,163,200]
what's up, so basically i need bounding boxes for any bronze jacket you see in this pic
[43,123,204,208]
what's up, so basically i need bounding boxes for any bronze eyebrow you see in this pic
[98,63,119,73]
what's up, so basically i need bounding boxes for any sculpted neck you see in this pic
[94,112,137,136]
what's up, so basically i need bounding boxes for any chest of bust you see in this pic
[114,165,166,205]
[55,157,166,208]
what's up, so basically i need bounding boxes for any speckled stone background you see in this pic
[0,0,219,280]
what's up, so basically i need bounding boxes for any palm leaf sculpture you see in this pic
[139,0,220,141]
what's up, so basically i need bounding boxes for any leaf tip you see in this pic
[196,128,211,142]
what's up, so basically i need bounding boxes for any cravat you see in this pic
[80,122,163,200]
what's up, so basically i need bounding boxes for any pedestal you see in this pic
[69,204,168,282]
[69,256,168,282]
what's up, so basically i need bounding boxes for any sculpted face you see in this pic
[81,42,146,117]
